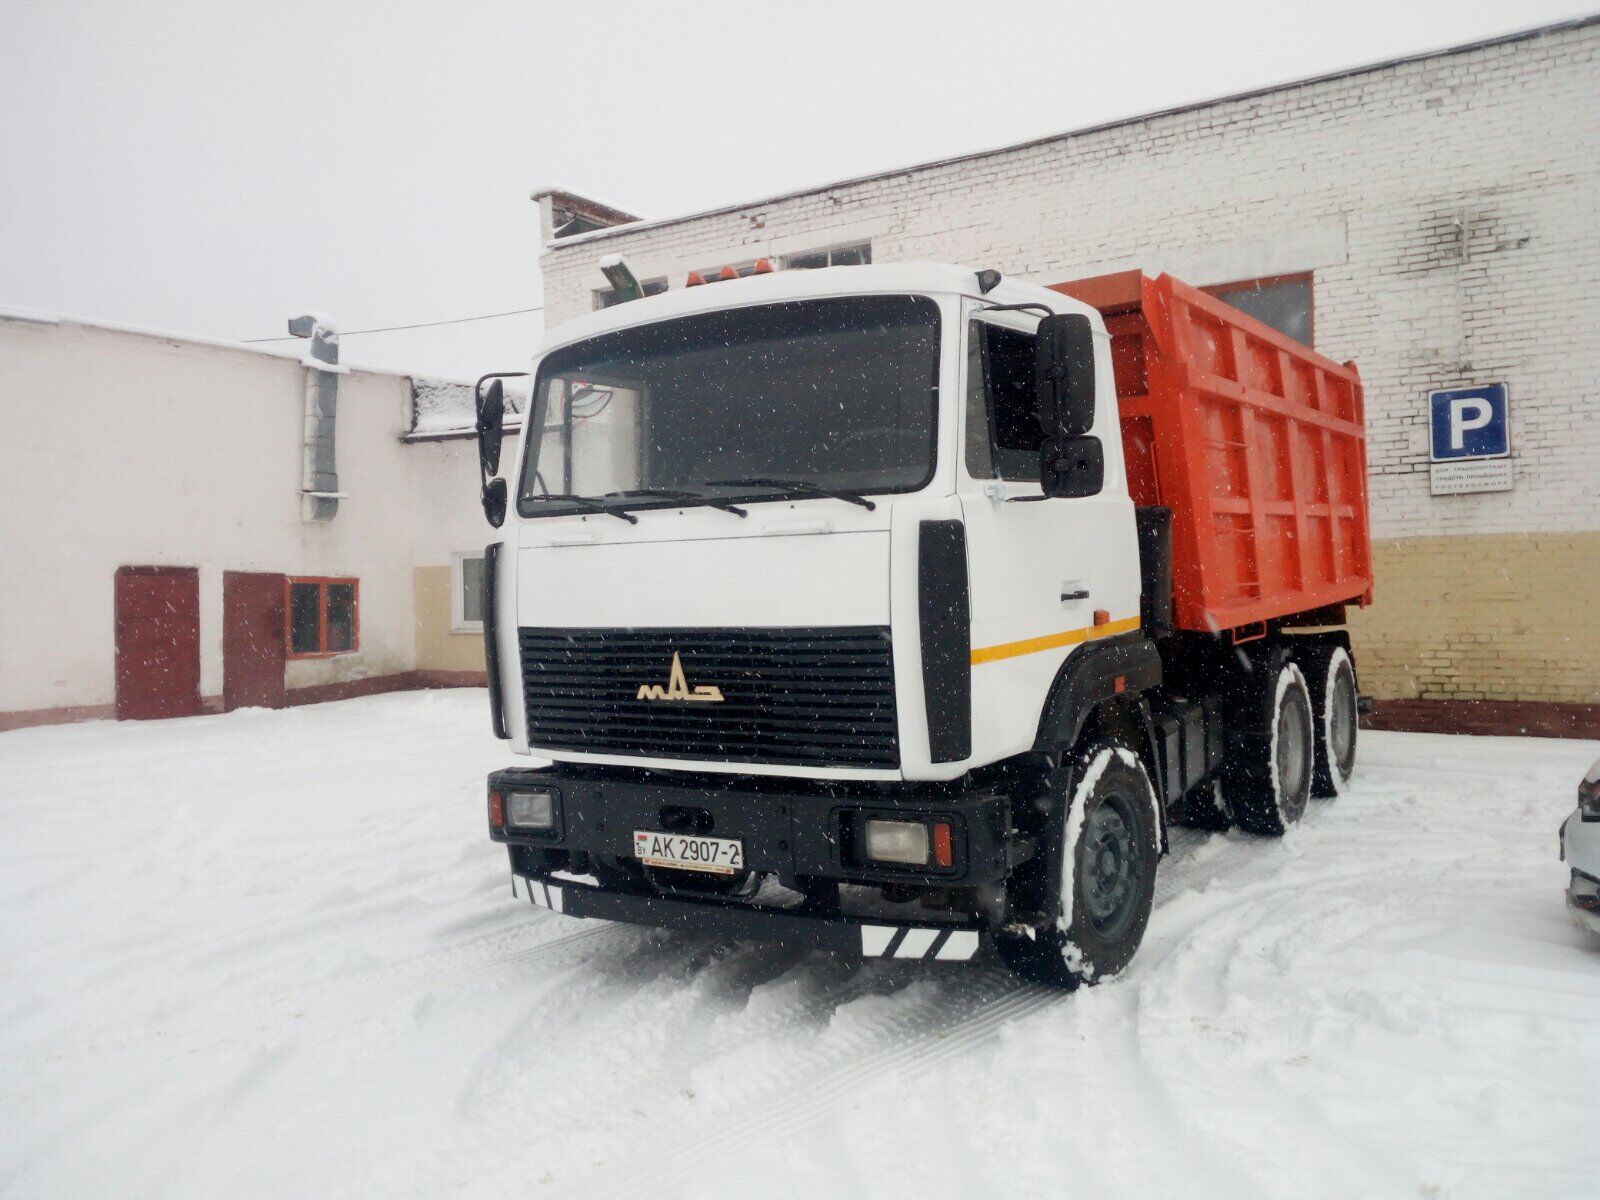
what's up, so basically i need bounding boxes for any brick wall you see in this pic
[536,21,1600,710]
[1348,533,1600,704]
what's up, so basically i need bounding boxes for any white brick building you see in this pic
[531,18,1600,733]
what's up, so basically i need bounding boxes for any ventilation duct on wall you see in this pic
[288,312,344,522]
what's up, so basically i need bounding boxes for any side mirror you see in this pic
[1034,313,1096,439]
[1040,435,1104,499]
[482,477,508,528]
[475,378,506,478]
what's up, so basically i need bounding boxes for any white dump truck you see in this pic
[476,261,1373,987]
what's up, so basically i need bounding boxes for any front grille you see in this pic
[519,627,899,769]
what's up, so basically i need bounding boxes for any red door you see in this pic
[223,571,287,711]
[114,566,202,721]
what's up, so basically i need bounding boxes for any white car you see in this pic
[1561,758,1600,937]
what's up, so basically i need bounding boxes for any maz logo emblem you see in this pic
[636,652,724,703]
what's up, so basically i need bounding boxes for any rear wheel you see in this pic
[998,741,1161,988]
[1304,643,1358,798]
[1225,654,1314,837]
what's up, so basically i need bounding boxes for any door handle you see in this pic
[1061,589,1089,602]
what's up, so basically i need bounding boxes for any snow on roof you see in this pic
[407,377,526,440]
[0,302,414,381]
[0,302,308,362]
[3,303,529,445]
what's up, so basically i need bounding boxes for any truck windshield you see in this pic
[516,294,940,517]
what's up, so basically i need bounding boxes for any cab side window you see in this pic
[965,320,1042,482]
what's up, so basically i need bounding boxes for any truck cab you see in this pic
[479,261,1368,986]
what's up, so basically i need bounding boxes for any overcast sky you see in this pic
[2,0,1592,380]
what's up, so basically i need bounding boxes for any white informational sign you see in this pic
[1428,383,1512,496]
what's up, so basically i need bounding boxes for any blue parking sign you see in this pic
[1429,384,1509,461]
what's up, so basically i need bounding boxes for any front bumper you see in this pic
[515,870,990,961]
[1567,874,1600,936]
[489,763,1019,889]
[491,762,1027,959]
[1559,809,1600,935]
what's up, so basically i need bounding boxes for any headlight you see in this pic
[507,789,557,831]
[865,819,929,865]
[1580,768,1600,821]
[861,818,955,868]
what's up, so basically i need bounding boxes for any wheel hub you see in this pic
[1331,673,1356,768]
[1080,800,1140,936]
[1276,686,1312,814]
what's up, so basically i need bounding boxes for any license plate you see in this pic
[633,830,745,875]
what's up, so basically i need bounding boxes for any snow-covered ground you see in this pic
[2,691,1596,1199]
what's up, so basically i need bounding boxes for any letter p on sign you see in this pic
[1429,384,1509,462]
[1448,397,1492,450]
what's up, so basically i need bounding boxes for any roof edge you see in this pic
[546,13,1600,250]
[0,302,445,384]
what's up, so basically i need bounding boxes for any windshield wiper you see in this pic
[702,477,877,511]
[601,488,748,518]
[529,493,639,524]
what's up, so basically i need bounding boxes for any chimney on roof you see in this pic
[530,188,642,243]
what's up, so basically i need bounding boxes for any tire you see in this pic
[1224,653,1314,837]
[998,741,1161,989]
[1302,643,1358,798]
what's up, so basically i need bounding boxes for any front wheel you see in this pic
[998,741,1161,989]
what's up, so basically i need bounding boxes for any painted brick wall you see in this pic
[539,21,1600,545]
[1347,533,1600,704]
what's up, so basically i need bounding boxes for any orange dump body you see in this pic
[1049,271,1373,635]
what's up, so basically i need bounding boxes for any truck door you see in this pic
[956,307,1136,764]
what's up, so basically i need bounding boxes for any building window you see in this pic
[782,243,872,271]
[286,577,359,657]
[451,552,486,633]
[594,278,667,310]
[965,318,1042,482]
[1204,273,1314,347]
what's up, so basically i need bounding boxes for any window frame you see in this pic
[780,242,872,271]
[516,294,944,520]
[1203,272,1314,347]
[963,310,1046,487]
[450,552,485,634]
[284,576,360,659]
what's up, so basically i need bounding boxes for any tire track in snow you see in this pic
[584,826,1266,1200]
[0,907,624,1106]
[330,934,935,1200]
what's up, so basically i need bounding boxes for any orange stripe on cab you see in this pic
[969,616,1141,666]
